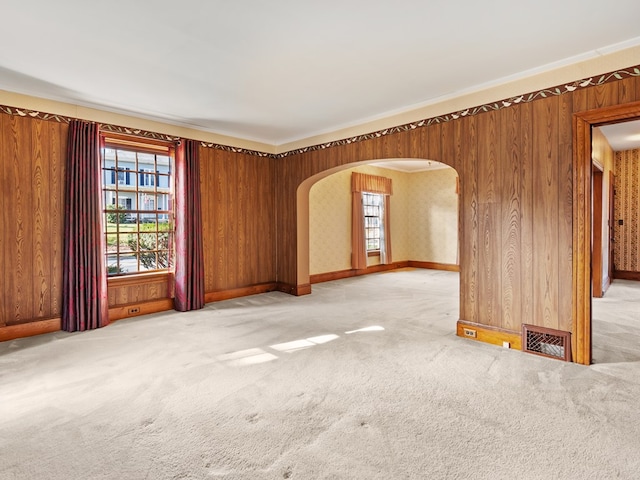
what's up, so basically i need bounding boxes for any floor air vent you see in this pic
[522,325,571,362]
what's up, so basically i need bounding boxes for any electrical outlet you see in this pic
[463,328,477,338]
[128,307,140,315]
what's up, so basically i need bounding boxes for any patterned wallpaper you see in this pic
[614,148,640,273]
[309,168,353,274]
[308,164,458,275]
[405,169,459,264]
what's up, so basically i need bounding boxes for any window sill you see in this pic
[107,271,172,287]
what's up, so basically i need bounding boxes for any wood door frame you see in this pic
[573,100,640,365]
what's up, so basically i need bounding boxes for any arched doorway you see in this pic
[296,158,460,292]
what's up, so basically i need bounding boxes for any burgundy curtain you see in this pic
[174,139,205,311]
[62,120,109,332]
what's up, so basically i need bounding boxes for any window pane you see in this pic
[363,191,383,252]
[103,144,173,276]
[156,193,170,211]
[158,217,171,231]
[157,155,171,174]
[157,173,170,189]
[106,254,120,275]
[140,193,155,211]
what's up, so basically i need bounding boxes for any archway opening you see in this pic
[296,158,460,298]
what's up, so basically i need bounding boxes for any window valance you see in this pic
[351,172,393,195]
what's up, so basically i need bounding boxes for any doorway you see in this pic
[574,101,640,365]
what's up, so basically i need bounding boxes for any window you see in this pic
[362,192,383,252]
[101,135,174,276]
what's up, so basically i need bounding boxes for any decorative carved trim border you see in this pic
[2,65,639,159]
[99,123,180,143]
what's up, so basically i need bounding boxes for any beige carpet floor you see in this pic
[1,269,639,479]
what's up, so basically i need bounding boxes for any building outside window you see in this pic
[101,137,174,276]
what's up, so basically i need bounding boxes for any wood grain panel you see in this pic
[557,93,574,332]
[533,96,559,330]
[618,76,640,104]
[440,120,455,167]
[225,152,238,288]
[215,151,231,289]
[460,116,478,324]
[200,146,215,292]
[32,119,51,319]
[500,106,521,332]
[572,84,589,114]
[0,114,67,328]
[519,101,534,328]
[4,115,35,325]
[477,110,501,327]
[49,121,66,317]
[108,276,169,307]
[236,156,248,285]
[427,123,442,161]
[588,82,618,110]
[199,148,276,293]
[259,157,276,282]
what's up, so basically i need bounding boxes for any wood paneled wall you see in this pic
[276,75,640,335]
[0,115,277,331]
[1,112,66,327]
[199,147,276,292]
[107,274,171,307]
[2,72,640,342]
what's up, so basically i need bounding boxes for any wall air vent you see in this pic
[522,324,571,362]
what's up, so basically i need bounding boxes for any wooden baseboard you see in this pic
[613,270,640,281]
[0,318,62,343]
[356,261,410,275]
[2,282,282,342]
[456,320,522,350]
[108,298,175,322]
[310,260,459,284]
[276,282,312,296]
[408,261,460,272]
[310,261,410,284]
[205,283,278,302]
[310,269,356,284]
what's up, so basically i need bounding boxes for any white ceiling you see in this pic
[599,120,640,151]
[2,1,640,146]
